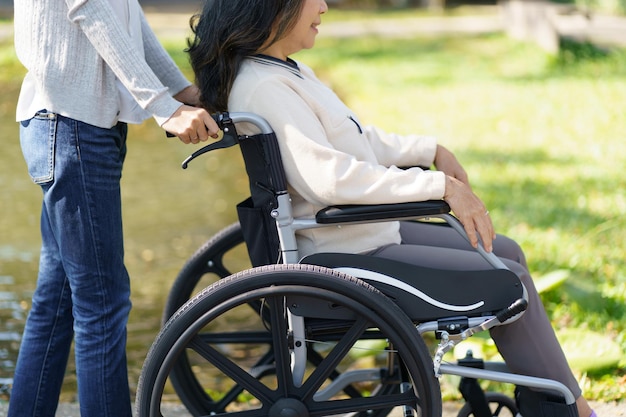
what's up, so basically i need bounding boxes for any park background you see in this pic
[0,0,624,413]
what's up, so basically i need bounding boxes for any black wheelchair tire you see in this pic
[164,222,246,323]
[456,392,518,417]
[164,223,251,414]
[137,264,442,417]
[163,225,407,416]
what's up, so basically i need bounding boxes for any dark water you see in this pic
[0,91,250,402]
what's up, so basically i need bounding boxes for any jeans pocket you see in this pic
[20,110,57,185]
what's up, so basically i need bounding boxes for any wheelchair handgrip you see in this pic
[165,113,221,138]
[496,298,528,323]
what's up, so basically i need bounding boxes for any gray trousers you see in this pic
[368,220,581,399]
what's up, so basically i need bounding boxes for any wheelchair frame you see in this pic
[135,112,579,417]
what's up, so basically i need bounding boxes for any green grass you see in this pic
[2,11,624,401]
[293,31,626,400]
[0,38,21,84]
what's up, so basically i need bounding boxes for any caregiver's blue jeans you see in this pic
[9,111,133,417]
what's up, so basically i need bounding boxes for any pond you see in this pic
[0,85,252,402]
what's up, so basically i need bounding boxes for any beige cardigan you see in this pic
[14,0,190,128]
[229,56,446,257]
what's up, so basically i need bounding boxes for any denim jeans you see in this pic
[9,111,133,417]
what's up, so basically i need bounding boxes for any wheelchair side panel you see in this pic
[301,253,524,322]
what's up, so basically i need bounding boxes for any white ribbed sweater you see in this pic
[14,0,190,128]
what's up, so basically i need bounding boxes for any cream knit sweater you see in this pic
[229,56,446,257]
[14,0,190,128]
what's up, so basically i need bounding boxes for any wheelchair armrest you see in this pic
[315,200,450,224]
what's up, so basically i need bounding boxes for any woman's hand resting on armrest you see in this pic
[435,145,495,252]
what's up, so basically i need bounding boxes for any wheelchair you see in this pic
[135,112,580,417]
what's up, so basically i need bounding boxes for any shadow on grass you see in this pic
[512,37,626,81]
[564,278,625,320]
[552,38,615,67]
[542,275,626,375]
[459,147,612,230]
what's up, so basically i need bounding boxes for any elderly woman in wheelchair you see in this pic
[135,1,597,417]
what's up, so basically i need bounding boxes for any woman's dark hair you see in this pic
[187,0,304,113]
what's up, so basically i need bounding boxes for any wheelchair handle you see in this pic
[166,111,274,137]
[165,111,222,138]
[496,298,528,324]
[176,112,275,169]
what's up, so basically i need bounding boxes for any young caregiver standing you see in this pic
[188,1,596,416]
[9,1,219,416]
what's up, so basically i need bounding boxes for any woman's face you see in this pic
[263,0,328,60]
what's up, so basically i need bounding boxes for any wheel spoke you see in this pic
[266,295,293,396]
[198,330,273,345]
[300,317,370,401]
[188,335,275,404]
[306,348,362,398]
[308,391,418,416]
[138,265,441,417]
[208,256,231,278]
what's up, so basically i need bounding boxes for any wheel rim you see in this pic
[164,227,401,416]
[140,268,441,417]
[457,392,518,417]
[165,224,251,412]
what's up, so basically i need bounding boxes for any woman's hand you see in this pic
[443,176,495,252]
[434,144,494,251]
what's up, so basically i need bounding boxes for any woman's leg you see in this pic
[8,206,74,417]
[9,113,133,417]
[371,221,591,415]
[398,220,527,267]
[9,112,75,417]
[60,117,133,417]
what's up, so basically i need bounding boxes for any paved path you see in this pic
[0,402,465,417]
[1,398,624,416]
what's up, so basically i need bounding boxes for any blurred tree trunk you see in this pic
[499,0,560,53]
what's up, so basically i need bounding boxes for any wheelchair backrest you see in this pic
[180,112,287,266]
[236,131,286,266]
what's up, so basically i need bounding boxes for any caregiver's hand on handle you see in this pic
[162,85,220,144]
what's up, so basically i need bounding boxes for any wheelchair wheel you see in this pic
[456,392,518,417]
[164,223,250,411]
[164,222,248,323]
[164,224,404,415]
[136,264,442,417]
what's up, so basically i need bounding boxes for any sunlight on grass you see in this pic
[1,13,624,401]
[0,40,23,84]
[295,31,626,401]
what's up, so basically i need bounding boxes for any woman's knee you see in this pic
[493,234,527,267]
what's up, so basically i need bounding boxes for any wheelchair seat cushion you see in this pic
[300,252,524,322]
